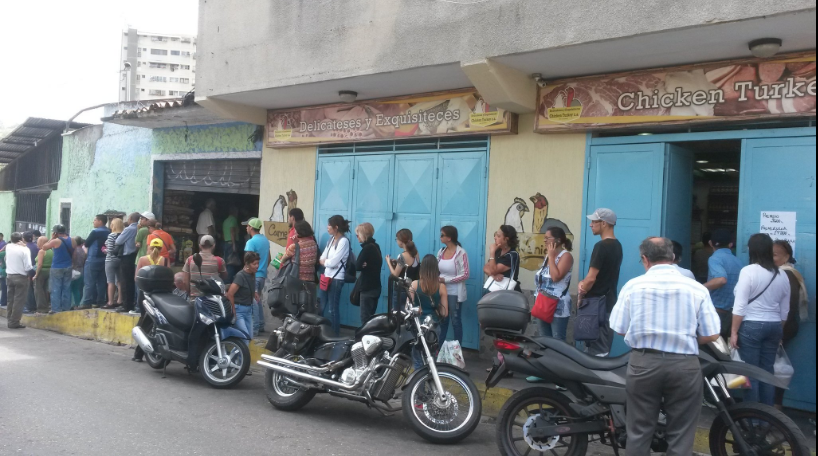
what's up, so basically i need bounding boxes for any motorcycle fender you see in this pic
[401,363,470,391]
[219,326,250,341]
[720,361,789,389]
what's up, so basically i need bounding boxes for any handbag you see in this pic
[483,251,519,292]
[268,243,311,316]
[349,276,362,307]
[532,286,570,324]
[574,295,607,341]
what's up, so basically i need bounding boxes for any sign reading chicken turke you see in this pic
[535,52,816,132]
[267,89,517,147]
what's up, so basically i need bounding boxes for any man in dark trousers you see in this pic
[116,212,141,314]
[610,237,720,455]
[577,208,623,357]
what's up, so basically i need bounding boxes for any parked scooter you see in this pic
[258,276,482,444]
[132,254,251,388]
[479,290,810,456]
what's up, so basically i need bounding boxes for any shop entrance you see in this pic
[583,127,816,411]
[155,159,261,265]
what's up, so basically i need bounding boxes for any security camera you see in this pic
[532,73,547,88]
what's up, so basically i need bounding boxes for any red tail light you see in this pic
[494,340,521,351]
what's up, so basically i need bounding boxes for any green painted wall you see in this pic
[48,124,153,237]
[152,122,260,155]
[0,191,14,237]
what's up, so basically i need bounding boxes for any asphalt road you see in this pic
[0,320,623,456]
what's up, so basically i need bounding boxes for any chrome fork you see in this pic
[415,317,447,402]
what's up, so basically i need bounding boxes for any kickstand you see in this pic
[162,363,168,379]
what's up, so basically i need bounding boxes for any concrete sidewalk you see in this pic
[2,306,815,454]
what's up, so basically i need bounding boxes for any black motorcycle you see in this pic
[479,291,810,456]
[132,255,251,389]
[257,277,482,444]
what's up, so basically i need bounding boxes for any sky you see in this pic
[0,0,198,129]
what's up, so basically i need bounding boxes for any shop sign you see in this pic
[263,221,289,247]
[267,89,517,147]
[535,52,816,132]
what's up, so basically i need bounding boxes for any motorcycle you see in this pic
[258,276,482,444]
[131,254,251,389]
[482,291,810,455]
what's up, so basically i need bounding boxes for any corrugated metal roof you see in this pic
[102,93,233,128]
[0,117,89,164]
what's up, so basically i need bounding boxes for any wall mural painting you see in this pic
[502,193,573,271]
[264,189,298,247]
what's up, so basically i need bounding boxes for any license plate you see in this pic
[485,352,508,389]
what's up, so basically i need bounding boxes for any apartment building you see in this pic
[119,28,196,102]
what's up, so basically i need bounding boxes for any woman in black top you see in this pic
[483,225,522,293]
[355,222,383,323]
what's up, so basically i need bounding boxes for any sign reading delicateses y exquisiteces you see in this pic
[267,89,517,147]
[536,52,816,132]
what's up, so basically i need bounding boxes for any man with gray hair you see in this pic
[117,212,141,314]
[610,237,721,455]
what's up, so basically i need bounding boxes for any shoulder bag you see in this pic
[483,251,519,293]
[574,295,607,341]
[531,257,571,324]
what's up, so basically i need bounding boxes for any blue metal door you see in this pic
[739,136,816,412]
[316,139,488,349]
[583,143,666,355]
[663,145,695,268]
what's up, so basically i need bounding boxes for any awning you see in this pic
[0,118,89,164]
[101,93,233,128]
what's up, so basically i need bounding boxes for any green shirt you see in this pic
[135,227,150,264]
[0,250,6,278]
[222,215,239,242]
[40,250,54,269]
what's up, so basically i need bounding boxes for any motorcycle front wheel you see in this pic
[199,337,250,389]
[265,349,317,411]
[709,402,810,456]
[402,365,482,444]
[496,387,588,456]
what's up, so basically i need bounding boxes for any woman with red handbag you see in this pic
[532,227,574,341]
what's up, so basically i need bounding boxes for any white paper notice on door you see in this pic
[760,211,797,254]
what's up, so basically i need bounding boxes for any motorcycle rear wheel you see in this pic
[265,350,317,411]
[402,365,482,444]
[143,324,169,370]
[709,402,810,456]
[497,387,588,456]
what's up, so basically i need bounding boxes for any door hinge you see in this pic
[352,168,356,179]
[586,156,592,170]
[436,167,440,179]
[484,166,488,178]
[315,169,319,181]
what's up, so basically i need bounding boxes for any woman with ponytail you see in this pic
[318,215,351,336]
[386,228,420,311]
[436,225,470,344]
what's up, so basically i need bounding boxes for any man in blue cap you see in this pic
[704,229,743,339]
[243,217,269,337]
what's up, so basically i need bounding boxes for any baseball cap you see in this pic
[149,238,164,248]
[242,218,263,230]
[199,235,215,247]
[141,211,156,220]
[52,224,67,234]
[587,208,617,226]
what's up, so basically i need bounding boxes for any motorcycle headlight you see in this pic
[199,313,215,325]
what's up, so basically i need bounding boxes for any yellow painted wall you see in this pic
[487,114,587,291]
[258,144,317,259]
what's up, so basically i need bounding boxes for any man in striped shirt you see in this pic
[610,237,721,456]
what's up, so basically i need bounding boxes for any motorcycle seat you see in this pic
[298,313,347,343]
[150,293,195,330]
[533,337,630,371]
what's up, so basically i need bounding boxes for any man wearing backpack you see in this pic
[182,235,228,298]
[39,225,75,312]
[243,218,270,337]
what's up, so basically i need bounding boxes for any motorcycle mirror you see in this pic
[193,253,203,272]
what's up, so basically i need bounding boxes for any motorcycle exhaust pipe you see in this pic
[259,354,333,373]
[132,326,155,354]
[257,360,361,391]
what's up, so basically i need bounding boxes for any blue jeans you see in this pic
[223,243,239,283]
[81,260,107,306]
[50,268,73,312]
[537,316,570,342]
[319,279,344,337]
[439,296,463,343]
[253,276,266,336]
[738,320,783,406]
[234,304,253,346]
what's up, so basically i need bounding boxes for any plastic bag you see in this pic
[774,345,795,387]
[721,348,751,389]
[436,340,466,370]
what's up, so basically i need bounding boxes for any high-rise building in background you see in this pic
[119,28,196,102]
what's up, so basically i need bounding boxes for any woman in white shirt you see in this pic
[730,233,790,406]
[436,225,470,344]
[318,215,351,337]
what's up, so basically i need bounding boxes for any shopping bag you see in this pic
[436,340,466,370]
[774,345,795,388]
[722,347,751,389]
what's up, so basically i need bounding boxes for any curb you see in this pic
[7,308,807,455]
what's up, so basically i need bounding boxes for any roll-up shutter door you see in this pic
[164,159,261,195]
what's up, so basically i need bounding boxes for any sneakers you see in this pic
[128,310,140,315]
[115,306,128,313]
[8,324,26,329]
